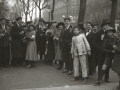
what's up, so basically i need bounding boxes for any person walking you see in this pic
[112,26,120,90]
[93,20,112,84]
[26,24,38,68]
[71,26,91,83]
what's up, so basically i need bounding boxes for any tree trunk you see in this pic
[25,13,27,23]
[39,8,41,20]
[78,0,87,23]
[110,0,118,28]
[51,0,55,20]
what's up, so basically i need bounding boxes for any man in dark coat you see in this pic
[11,17,23,67]
[62,18,73,75]
[36,18,46,60]
[93,20,111,84]
[86,22,95,79]
[0,18,10,68]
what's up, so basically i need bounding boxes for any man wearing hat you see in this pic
[93,20,112,84]
[0,17,10,68]
[11,17,24,67]
[62,17,73,75]
[36,18,46,60]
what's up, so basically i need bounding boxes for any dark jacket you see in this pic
[86,31,94,52]
[112,38,120,74]
[63,25,73,45]
[102,36,117,54]
[92,29,105,53]
[11,23,23,42]
[0,25,10,47]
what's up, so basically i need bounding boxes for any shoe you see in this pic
[5,65,10,68]
[87,75,92,79]
[67,71,72,75]
[104,79,110,83]
[71,77,79,81]
[62,70,68,73]
[27,65,32,68]
[83,78,87,84]
[94,81,101,85]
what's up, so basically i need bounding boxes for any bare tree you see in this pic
[33,0,48,20]
[110,0,118,28]
[78,0,87,23]
[51,0,55,20]
[0,0,9,17]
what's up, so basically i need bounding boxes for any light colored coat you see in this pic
[71,33,91,56]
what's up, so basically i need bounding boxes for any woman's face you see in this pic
[58,25,63,30]
[30,26,34,30]
[107,31,114,38]
[73,28,80,36]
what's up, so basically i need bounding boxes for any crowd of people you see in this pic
[0,16,120,89]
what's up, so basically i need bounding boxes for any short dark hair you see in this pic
[64,18,71,21]
[86,22,93,27]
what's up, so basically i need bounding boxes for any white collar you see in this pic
[66,25,70,29]
[16,23,19,27]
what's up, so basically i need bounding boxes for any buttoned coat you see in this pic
[71,33,91,56]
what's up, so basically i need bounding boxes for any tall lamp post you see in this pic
[47,5,52,22]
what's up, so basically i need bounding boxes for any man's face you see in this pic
[52,22,57,26]
[64,20,70,26]
[23,27,28,31]
[1,20,6,25]
[93,26,98,31]
[39,22,45,26]
[58,25,63,30]
[17,19,22,25]
[102,24,109,31]
[86,23,92,30]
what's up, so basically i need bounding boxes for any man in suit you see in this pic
[0,18,10,68]
[11,17,23,67]
[93,20,111,84]
[62,17,73,75]
[36,18,46,60]
[86,22,95,79]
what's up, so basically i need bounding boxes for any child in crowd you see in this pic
[71,26,91,83]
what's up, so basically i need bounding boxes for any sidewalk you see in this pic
[16,83,118,90]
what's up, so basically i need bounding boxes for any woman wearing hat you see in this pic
[25,24,38,68]
[94,26,117,85]
[54,22,65,70]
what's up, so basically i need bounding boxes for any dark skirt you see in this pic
[47,43,55,61]
[112,54,120,74]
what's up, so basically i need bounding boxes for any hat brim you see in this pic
[101,22,110,27]
[105,29,116,33]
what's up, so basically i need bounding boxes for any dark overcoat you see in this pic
[112,38,120,74]
[11,23,23,58]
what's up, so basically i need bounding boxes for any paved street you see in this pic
[0,61,119,90]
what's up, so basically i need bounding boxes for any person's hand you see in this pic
[0,33,5,36]
[72,54,74,59]
[88,51,91,56]
[113,45,117,48]
[20,31,24,34]
[112,50,115,53]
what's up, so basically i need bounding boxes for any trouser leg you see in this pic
[74,56,79,77]
[79,55,88,78]
[88,55,93,76]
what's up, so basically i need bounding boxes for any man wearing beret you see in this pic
[93,20,112,84]
[0,18,10,68]
[62,17,73,75]
[36,18,46,60]
[11,17,23,67]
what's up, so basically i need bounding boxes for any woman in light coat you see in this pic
[71,26,91,83]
